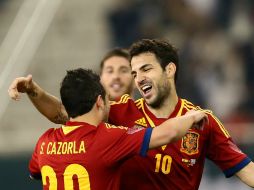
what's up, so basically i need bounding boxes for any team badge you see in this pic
[180,132,199,155]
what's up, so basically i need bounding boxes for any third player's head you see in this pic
[129,39,179,108]
[100,48,134,100]
[60,68,109,122]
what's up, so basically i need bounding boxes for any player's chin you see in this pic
[109,92,124,100]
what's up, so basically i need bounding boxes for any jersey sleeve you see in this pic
[206,113,251,177]
[98,123,152,165]
[29,140,41,180]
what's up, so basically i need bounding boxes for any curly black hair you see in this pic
[129,39,179,81]
[60,68,106,118]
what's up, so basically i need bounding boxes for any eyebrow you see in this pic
[119,65,130,69]
[131,63,152,75]
[139,64,151,70]
[132,64,151,71]
[104,65,113,69]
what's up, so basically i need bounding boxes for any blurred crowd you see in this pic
[107,0,254,124]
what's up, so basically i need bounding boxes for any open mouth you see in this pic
[141,84,152,95]
[110,83,123,91]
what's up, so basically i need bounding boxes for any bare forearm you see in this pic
[149,114,196,149]
[236,162,254,187]
[27,82,68,124]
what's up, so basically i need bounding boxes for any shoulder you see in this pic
[110,94,133,106]
[134,98,145,109]
[95,123,130,146]
[182,99,230,137]
[38,128,58,141]
[181,98,213,115]
[101,122,129,132]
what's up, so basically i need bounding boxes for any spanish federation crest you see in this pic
[180,132,199,155]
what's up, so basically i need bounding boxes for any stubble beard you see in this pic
[147,81,171,109]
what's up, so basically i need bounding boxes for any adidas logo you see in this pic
[135,117,147,127]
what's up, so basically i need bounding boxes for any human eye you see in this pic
[131,71,137,79]
[104,68,113,74]
[120,67,130,74]
[143,66,152,72]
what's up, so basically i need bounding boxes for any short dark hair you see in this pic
[100,48,130,73]
[60,68,106,118]
[129,39,179,81]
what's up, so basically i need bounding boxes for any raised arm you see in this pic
[149,110,207,149]
[235,162,254,187]
[8,75,68,124]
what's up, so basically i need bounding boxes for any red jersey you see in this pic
[29,121,152,190]
[109,94,251,190]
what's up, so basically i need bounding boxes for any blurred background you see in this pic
[0,0,253,189]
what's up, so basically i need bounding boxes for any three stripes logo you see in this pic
[134,117,147,127]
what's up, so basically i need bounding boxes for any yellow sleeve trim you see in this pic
[182,100,229,137]
[110,94,130,105]
[207,113,230,138]
[176,99,185,116]
[105,123,128,130]
[135,98,144,109]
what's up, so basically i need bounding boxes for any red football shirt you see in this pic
[109,95,251,190]
[29,121,152,190]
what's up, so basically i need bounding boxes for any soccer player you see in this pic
[28,68,207,190]
[99,48,134,100]
[8,48,134,123]
[8,40,254,189]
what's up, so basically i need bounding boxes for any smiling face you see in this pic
[131,53,173,108]
[100,56,134,100]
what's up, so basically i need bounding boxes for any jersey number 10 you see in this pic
[155,154,172,174]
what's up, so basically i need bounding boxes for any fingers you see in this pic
[27,74,33,84]
[8,78,21,100]
[8,75,32,100]
[188,110,209,130]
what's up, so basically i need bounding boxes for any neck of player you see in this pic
[69,108,102,127]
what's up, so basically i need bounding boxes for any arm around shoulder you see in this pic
[29,83,68,124]
[8,75,68,124]
[149,110,207,149]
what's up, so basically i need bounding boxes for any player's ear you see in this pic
[96,95,105,110]
[165,62,176,79]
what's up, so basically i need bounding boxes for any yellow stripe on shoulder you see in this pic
[182,99,194,107]
[110,94,131,105]
[206,112,230,138]
[176,99,185,116]
[182,100,229,137]
[135,98,144,109]
[182,99,197,111]
[105,123,128,130]
[183,100,213,114]
[183,101,229,137]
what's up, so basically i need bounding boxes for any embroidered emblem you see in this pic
[134,117,147,127]
[180,132,199,155]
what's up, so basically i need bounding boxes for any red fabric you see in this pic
[109,96,248,190]
[29,121,147,190]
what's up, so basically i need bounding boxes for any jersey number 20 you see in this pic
[41,164,90,190]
